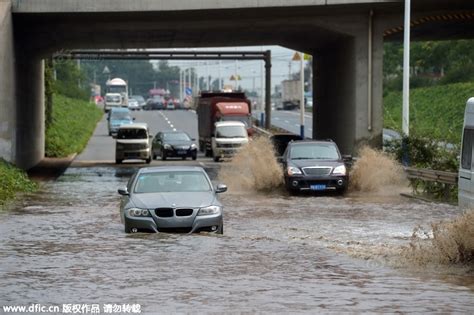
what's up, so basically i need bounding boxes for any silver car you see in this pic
[118,166,227,234]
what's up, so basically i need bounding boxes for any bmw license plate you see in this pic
[310,184,326,191]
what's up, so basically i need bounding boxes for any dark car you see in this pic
[144,96,165,110]
[281,140,349,194]
[152,131,198,161]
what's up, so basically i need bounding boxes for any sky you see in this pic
[155,45,310,95]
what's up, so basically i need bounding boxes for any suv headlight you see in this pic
[287,166,302,176]
[332,165,347,176]
[164,144,172,150]
[198,205,221,216]
[127,208,151,217]
[191,143,197,149]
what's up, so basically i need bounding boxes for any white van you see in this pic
[115,123,152,164]
[458,97,474,208]
[104,93,123,112]
[211,121,249,162]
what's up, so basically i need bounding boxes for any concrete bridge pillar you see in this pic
[0,1,16,164]
[312,15,384,156]
[14,51,45,169]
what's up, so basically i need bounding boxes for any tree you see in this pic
[54,60,89,100]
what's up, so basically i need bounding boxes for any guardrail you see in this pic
[404,167,458,185]
[404,167,458,201]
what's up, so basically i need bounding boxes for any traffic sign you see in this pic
[185,87,192,96]
[292,52,302,61]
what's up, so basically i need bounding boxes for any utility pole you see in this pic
[260,59,264,111]
[402,0,411,136]
[218,60,222,91]
[264,50,272,130]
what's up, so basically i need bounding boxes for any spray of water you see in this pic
[400,210,474,267]
[349,146,407,193]
[217,136,283,193]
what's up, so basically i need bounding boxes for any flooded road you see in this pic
[1,165,474,313]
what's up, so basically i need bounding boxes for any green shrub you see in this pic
[0,159,37,206]
[384,136,459,201]
[45,95,103,157]
[384,136,459,171]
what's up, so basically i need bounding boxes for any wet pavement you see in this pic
[1,165,474,313]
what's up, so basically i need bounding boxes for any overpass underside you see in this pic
[2,0,474,168]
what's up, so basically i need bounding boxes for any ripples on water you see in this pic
[0,165,473,313]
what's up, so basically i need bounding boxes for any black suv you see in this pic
[280,140,349,194]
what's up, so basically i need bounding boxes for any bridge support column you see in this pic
[313,19,384,156]
[15,52,45,169]
[0,1,16,164]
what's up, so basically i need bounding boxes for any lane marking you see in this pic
[284,120,290,123]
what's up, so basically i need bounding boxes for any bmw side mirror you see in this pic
[216,184,227,193]
[118,187,129,195]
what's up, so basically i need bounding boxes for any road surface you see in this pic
[0,109,472,313]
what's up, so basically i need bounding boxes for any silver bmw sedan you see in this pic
[118,166,226,234]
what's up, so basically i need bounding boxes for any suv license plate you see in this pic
[310,184,326,191]
[177,150,187,155]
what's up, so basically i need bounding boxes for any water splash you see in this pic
[401,210,474,267]
[349,146,407,193]
[217,136,283,193]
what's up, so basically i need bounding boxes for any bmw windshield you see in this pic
[134,171,212,193]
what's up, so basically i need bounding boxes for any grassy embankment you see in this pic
[0,160,37,207]
[45,94,103,157]
[384,82,474,146]
[1,95,102,206]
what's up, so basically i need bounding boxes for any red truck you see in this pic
[196,92,253,157]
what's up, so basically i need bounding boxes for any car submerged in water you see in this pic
[280,140,349,194]
[118,166,227,234]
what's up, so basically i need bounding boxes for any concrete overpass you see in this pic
[1,0,474,169]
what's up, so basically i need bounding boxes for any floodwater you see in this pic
[1,165,474,314]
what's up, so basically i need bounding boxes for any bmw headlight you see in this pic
[127,208,151,217]
[287,166,302,176]
[198,205,221,216]
[332,165,347,176]
[164,144,172,150]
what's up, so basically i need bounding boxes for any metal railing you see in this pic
[404,166,458,201]
[404,167,458,185]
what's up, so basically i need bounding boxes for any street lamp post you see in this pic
[402,0,411,136]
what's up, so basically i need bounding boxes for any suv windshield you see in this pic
[117,128,147,139]
[216,126,247,138]
[290,143,340,160]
